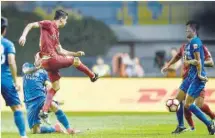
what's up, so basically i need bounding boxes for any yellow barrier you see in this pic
[1,78,215,112]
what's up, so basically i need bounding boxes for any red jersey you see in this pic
[39,20,60,57]
[177,44,211,79]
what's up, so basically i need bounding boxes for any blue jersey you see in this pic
[1,36,15,79]
[22,63,49,103]
[184,37,206,79]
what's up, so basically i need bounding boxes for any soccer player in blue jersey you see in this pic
[1,17,28,138]
[171,21,215,135]
[22,62,80,134]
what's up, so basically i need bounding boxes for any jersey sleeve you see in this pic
[6,40,16,54]
[191,39,201,53]
[39,20,52,30]
[203,45,211,60]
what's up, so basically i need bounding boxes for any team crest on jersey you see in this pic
[193,44,198,49]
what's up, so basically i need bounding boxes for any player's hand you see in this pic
[184,59,198,66]
[161,64,169,75]
[19,36,26,46]
[198,75,208,82]
[76,51,85,57]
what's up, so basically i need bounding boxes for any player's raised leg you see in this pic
[73,57,99,82]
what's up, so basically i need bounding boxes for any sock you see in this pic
[184,107,195,128]
[42,88,56,112]
[40,126,56,133]
[200,103,215,119]
[76,63,95,78]
[189,104,211,126]
[55,109,71,131]
[14,111,26,136]
[176,102,184,128]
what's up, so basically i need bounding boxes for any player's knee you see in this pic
[184,102,192,109]
[176,90,186,102]
[10,105,22,112]
[32,126,40,134]
[53,86,60,92]
[73,57,81,67]
[195,101,203,108]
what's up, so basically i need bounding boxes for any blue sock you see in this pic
[55,109,70,129]
[14,111,26,136]
[40,126,56,133]
[189,104,211,126]
[176,102,184,128]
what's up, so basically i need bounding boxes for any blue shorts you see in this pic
[180,77,205,98]
[25,96,45,129]
[1,77,21,106]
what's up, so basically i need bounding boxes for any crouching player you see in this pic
[22,62,80,134]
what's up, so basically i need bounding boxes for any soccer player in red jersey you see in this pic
[162,38,215,132]
[19,10,99,125]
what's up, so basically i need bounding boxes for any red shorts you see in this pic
[41,55,74,82]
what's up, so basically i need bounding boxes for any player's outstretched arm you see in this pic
[8,54,20,91]
[19,22,40,46]
[161,53,181,74]
[204,57,214,67]
[56,45,85,57]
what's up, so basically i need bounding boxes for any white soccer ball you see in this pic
[166,99,180,112]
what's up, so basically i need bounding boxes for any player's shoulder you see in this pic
[38,69,48,75]
[40,20,53,25]
[1,37,14,48]
[191,37,202,46]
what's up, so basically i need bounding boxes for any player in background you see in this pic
[22,62,81,134]
[19,10,99,121]
[162,39,215,132]
[1,17,28,138]
[162,20,215,135]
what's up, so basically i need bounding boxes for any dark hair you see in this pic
[1,17,8,34]
[186,20,200,31]
[54,10,68,20]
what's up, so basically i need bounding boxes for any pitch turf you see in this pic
[1,112,213,138]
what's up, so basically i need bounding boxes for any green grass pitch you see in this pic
[1,112,213,138]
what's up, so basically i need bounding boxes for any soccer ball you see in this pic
[166,99,180,112]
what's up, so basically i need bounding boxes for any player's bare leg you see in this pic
[185,95,215,135]
[172,89,187,134]
[72,57,99,82]
[11,105,28,138]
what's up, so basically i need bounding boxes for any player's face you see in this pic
[186,25,194,39]
[60,16,68,28]
[2,28,6,36]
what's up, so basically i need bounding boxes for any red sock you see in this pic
[42,88,56,112]
[184,107,195,128]
[76,63,95,78]
[200,103,215,119]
